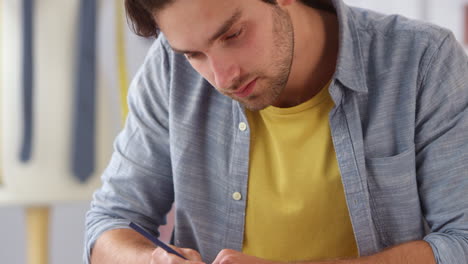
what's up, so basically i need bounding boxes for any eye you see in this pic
[185,52,201,60]
[225,28,243,41]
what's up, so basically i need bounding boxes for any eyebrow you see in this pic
[171,8,243,54]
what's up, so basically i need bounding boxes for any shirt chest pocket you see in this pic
[365,145,425,247]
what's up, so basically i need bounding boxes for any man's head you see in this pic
[125,0,333,38]
[126,0,333,110]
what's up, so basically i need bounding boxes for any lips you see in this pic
[233,78,257,98]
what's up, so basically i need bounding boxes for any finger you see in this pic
[167,244,203,262]
[159,244,188,260]
[212,249,237,264]
[167,244,186,258]
[177,247,203,262]
[151,247,205,264]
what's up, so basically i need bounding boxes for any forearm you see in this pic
[90,228,156,264]
[314,240,436,264]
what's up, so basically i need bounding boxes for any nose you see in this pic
[209,55,240,90]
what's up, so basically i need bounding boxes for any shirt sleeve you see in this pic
[415,31,468,264]
[83,36,175,263]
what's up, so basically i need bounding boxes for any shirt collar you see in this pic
[330,0,368,93]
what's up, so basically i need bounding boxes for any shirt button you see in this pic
[232,192,242,201]
[238,122,247,131]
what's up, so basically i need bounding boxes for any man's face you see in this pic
[157,0,294,111]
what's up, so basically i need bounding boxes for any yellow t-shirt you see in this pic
[243,84,358,262]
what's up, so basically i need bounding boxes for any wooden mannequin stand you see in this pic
[26,207,49,264]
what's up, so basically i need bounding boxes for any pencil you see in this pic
[129,222,187,260]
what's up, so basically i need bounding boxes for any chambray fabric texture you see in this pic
[84,0,468,263]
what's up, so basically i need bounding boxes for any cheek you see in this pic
[241,23,272,70]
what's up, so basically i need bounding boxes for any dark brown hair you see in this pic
[125,0,334,38]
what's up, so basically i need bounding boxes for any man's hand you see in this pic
[150,245,206,264]
[212,249,280,264]
[91,229,206,264]
[210,240,436,264]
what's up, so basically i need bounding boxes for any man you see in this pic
[85,0,468,263]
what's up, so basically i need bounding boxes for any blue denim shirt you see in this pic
[84,0,468,263]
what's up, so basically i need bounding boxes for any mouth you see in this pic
[233,78,257,98]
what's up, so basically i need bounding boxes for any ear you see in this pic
[276,0,296,7]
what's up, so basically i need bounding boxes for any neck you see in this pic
[275,3,339,108]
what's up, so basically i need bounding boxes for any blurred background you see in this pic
[1,0,467,263]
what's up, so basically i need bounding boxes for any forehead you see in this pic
[155,0,251,48]
[156,0,239,27]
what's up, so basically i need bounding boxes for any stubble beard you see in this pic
[240,6,295,111]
